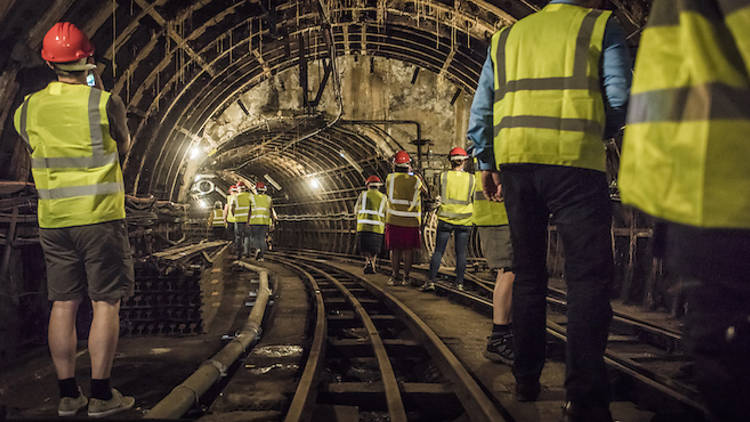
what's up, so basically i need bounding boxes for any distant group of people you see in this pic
[207,180,276,262]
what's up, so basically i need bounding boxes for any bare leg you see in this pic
[493,270,515,325]
[49,299,82,379]
[391,249,402,278]
[404,249,414,279]
[89,300,121,379]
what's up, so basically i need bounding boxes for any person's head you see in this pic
[448,147,469,170]
[365,175,383,189]
[393,150,412,172]
[256,181,267,193]
[236,180,246,192]
[42,22,96,82]
[214,201,222,209]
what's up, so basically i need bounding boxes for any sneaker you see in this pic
[363,264,374,274]
[87,388,135,418]
[456,283,465,291]
[484,332,514,365]
[401,275,411,286]
[419,282,436,292]
[58,388,87,417]
[257,257,264,262]
[387,276,401,286]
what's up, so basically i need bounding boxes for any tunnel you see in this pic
[1,1,724,421]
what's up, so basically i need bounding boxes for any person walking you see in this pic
[13,22,135,417]
[468,1,631,420]
[421,147,474,291]
[471,158,516,365]
[385,151,426,286]
[207,201,226,240]
[619,1,750,420]
[248,181,273,262]
[224,185,237,245]
[355,175,387,274]
[231,181,251,258]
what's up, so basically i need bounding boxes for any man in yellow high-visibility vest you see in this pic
[468,0,632,419]
[355,175,387,274]
[619,1,750,419]
[248,181,274,262]
[13,23,135,417]
[231,181,252,258]
[207,201,226,240]
[421,147,474,292]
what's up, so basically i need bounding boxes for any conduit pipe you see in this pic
[145,261,272,419]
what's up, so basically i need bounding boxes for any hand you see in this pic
[481,170,503,202]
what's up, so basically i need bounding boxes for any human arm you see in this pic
[467,47,496,172]
[601,16,632,138]
[106,94,131,164]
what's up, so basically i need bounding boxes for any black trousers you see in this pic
[659,223,750,421]
[501,164,614,404]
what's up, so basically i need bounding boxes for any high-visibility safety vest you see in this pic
[356,188,387,234]
[619,0,750,229]
[226,193,237,223]
[234,192,251,223]
[211,209,225,227]
[385,172,422,227]
[473,170,509,227]
[491,3,611,172]
[249,194,272,226]
[13,82,125,228]
[437,170,474,226]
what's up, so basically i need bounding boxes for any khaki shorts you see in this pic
[478,225,513,270]
[39,220,135,302]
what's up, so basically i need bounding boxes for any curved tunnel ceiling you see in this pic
[1,0,649,204]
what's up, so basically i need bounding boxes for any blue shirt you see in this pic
[468,0,632,170]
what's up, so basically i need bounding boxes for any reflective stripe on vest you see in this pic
[249,194,273,226]
[226,194,237,223]
[212,209,225,227]
[234,192,251,222]
[619,0,750,229]
[13,82,125,228]
[357,189,387,234]
[437,170,475,226]
[491,4,611,172]
[385,173,422,227]
[472,169,509,227]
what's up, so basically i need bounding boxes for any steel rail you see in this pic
[272,252,509,422]
[273,255,408,422]
[278,248,707,417]
[278,261,327,422]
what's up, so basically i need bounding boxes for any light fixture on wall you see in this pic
[264,174,282,191]
[308,177,321,190]
[339,149,363,175]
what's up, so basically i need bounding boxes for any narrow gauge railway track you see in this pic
[270,254,509,422]
[280,249,707,418]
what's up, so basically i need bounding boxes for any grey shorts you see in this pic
[39,219,135,302]
[478,225,513,270]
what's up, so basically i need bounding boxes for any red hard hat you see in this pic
[236,180,246,187]
[229,185,236,192]
[394,150,411,165]
[449,147,469,160]
[256,181,267,190]
[41,22,95,63]
[365,175,382,185]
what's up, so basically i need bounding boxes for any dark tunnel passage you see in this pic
[0,0,663,370]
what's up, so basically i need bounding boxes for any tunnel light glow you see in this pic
[339,149,363,174]
[199,199,209,209]
[308,178,321,190]
[190,145,204,160]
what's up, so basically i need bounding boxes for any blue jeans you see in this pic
[428,220,471,283]
[234,223,250,257]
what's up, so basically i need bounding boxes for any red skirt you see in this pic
[385,224,421,250]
